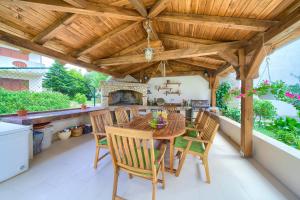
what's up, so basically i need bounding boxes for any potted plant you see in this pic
[16,104,28,117]
[74,93,88,109]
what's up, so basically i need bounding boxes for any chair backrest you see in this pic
[105,126,157,177]
[130,105,140,119]
[195,111,210,130]
[115,107,129,125]
[194,110,204,124]
[90,109,113,136]
[200,117,219,155]
[163,105,177,114]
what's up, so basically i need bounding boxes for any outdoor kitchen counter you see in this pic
[0,106,192,125]
[0,107,106,125]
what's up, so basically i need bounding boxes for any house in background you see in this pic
[0,44,48,92]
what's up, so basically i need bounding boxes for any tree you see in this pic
[43,61,90,98]
[254,99,277,126]
[84,71,109,90]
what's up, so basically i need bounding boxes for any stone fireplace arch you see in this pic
[101,81,147,106]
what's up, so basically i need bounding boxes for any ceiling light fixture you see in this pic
[144,20,154,62]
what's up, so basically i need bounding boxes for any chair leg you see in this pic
[152,181,157,200]
[203,158,211,184]
[112,169,119,200]
[94,146,100,169]
[175,150,188,177]
[161,159,165,189]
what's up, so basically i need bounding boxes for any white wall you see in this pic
[148,76,210,104]
[219,116,300,198]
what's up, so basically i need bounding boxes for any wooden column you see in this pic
[240,79,253,157]
[210,75,218,107]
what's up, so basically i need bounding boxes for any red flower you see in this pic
[285,92,295,99]
[263,80,270,85]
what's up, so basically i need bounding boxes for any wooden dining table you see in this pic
[127,112,186,174]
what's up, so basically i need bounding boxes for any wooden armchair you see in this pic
[89,109,113,169]
[174,117,219,183]
[114,107,130,127]
[130,105,140,119]
[186,111,210,138]
[163,105,177,114]
[105,126,167,200]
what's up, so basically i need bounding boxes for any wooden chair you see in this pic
[115,107,130,127]
[185,110,204,127]
[89,109,113,169]
[105,126,167,200]
[130,105,140,119]
[174,116,219,183]
[163,105,177,114]
[186,111,210,138]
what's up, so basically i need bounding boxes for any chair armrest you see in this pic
[183,136,210,144]
[156,144,167,165]
[93,132,106,136]
[117,123,129,128]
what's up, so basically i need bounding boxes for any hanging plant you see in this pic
[235,80,300,101]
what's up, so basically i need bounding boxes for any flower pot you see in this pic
[17,110,28,117]
[259,89,276,100]
[81,104,87,110]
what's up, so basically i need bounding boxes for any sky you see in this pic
[41,56,88,74]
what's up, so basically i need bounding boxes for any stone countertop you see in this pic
[0,107,105,125]
[0,105,192,125]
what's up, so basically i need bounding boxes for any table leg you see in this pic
[169,138,174,174]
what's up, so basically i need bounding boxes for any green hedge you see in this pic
[0,88,70,115]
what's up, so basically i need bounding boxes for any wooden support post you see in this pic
[241,79,253,157]
[209,75,218,107]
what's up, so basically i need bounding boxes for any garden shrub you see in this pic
[266,117,300,149]
[74,93,87,104]
[254,99,277,126]
[216,82,231,110]
[222,107,241,122]
[0,88,70,115]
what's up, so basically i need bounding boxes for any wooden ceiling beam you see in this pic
[95,40,248,66]
[217,51,239,67]
[246,42,273,79]
[175,59,219,70]
[157,13,278,31]
[151,70,206,78]
[0,30,121,77]
[171,60,212,72]
[148,0,171,18]
[32,13,77,44]
[128,0,147,17]
[247,7,300,53]
[62,0,87,8]
[1,0,144,21]
[111,39,162,57]
[159,33,222,45]
[74,21,140,57]
[213,63,232,76]
[122,62,157,76]
[160,33,248,49]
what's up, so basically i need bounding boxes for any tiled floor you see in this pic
[0,133,298,200]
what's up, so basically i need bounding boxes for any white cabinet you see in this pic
[0,122,31,182]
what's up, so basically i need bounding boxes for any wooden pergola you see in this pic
[0,0,300,157]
